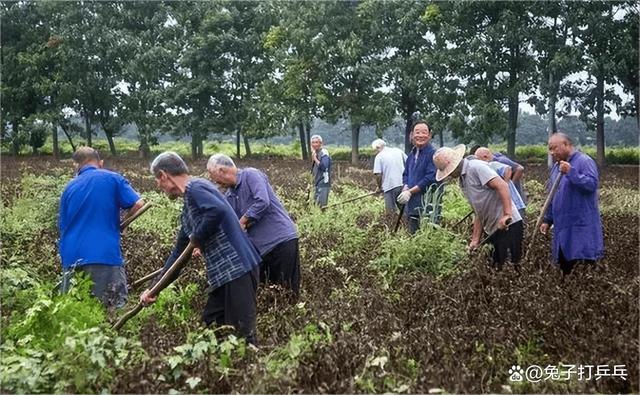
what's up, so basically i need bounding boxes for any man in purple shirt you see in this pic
[207,154,300,298]
[540,133,604,277]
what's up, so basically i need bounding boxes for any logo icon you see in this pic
[509,365,525,382]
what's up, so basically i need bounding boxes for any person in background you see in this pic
[397,121,439,234]
[470,145,526,204]
[207,153,300,299]
[371,138,407,213]
[474,147,526,219]
[141,152,261,344]
[540,133,604,278]
[58,146,144,308]
[433,144,523,270]
[310,134,332,207]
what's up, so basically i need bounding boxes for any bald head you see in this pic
[548,132,575,162]
[72,146,102,169]
[474,147,493,162]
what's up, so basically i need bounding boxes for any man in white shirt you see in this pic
[372,138,407,213]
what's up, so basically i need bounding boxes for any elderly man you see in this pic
[207,153,300,298]
[371,138,407,213]
[141,152,261,344]
[397,120,439,234]
[540,133,604,277]
[474,147,526,219]
[472,146,526,203]
[310,134,332,207]
[58,147,144,307]
[433,144,523,270]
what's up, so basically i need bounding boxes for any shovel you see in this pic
[113,241,196,331]
[525,173,563,262]
[321,191,379,211]
[121,201,153,231]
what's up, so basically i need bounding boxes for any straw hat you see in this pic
[434,144,466,181]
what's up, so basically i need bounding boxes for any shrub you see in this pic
[372,225,466,278]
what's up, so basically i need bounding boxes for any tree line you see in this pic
[2,1,638,165]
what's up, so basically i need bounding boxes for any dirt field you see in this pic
[1,155,638,393]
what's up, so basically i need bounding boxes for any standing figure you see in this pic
[58,147,144,308]
[371,138,407,213]
[310,134,332,207]
[141,152,261,344]
[207,154,301,299]
[397,121,439,234]
[540,133,604,277]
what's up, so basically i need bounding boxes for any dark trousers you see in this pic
[558,248,595,276]
[488,220,524,268]
[202,268,258,344]
[77,264,128,308]
[260,238,301,299]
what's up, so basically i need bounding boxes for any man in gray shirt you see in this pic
[433,145,523,270]
[372,138,407,213]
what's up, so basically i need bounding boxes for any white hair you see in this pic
[310,134,323,143]
[371,138,386,150]
[150,151,188,177]
[207,153,236,172]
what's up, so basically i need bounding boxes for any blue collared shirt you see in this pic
[225,168,298,256]
[402,143,439,215]
[58,165,140,269]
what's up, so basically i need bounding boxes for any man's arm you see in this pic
[121,198,145,223]
[486,176,513,229]
[469,215,483,249]
[242,171,272,226]
[512,165,524,183]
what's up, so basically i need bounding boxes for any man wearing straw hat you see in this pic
[433,145,523,269]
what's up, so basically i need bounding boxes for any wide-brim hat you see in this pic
[434,144,466,181]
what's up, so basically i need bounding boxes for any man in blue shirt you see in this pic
[310,134,331,207]
[397,121,439,234]
[540,133,604,277]
[141,152,261,344]
[58,147,144,308]
[207,154,300,299]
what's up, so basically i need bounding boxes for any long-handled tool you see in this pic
[452,210,474,229]
[321,191,379,211]
[525,173,564,262]
[130,268,163,289]
[121,201,153,231]
[113,241,196,331]
[393,204,406,233]
[476,217,512,248]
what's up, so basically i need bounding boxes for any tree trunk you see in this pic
[439,130,444,147]
[351,123,360,165]
[547,71,557,168]
[236,129,241,158]
[84,109,92,147]
[404,115,413,154]
[191,132,200,159]
[595,66,606,167]
[105,129,117,156]
[305,121,312,158]
[243,134,251,157]
[60,123,76,152]
[298,123,308,160]
[139,135,150,159]
[52,124,59,158]
[11,120,20,155]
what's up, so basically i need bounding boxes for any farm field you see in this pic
[1,155,638,394]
